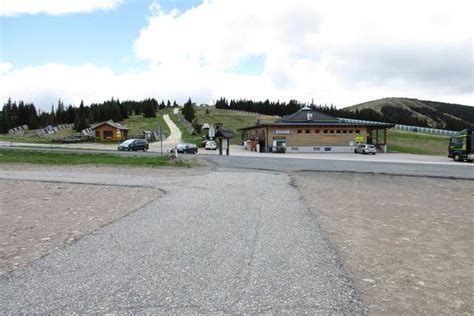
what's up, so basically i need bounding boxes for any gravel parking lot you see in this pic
[1,162,472,314]
[0,179,161,275]
[295,172,474,315]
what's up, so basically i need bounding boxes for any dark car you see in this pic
[170,143,198,154]
[118,139,149,151]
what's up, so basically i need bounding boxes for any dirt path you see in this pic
[149,114,182,152]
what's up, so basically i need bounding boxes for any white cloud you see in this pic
[0,62,13,74]
[132,0,474,106]
[1,61,472,111]
[0,0,122,16]
[1,0,473,108]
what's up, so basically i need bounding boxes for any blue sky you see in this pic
[1,0,203,73]
[0,0,472,109]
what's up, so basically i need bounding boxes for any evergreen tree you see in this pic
[142,99,156,118]
[182,98,195,122]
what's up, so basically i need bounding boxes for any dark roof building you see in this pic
[240,107,394,153]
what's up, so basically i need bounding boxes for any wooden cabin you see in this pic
[92,121,129,141]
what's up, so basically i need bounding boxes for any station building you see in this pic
[240,107,395,153]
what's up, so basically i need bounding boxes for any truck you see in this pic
[448,129,473,162]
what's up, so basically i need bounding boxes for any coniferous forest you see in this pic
[1,96,472,134]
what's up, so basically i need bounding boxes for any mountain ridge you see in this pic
[343,97,474,130]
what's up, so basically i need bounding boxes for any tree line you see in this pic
[0,98,179,134]
[1,96,470,134]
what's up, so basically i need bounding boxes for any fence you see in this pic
[337,118,460,136]
[177,113,195,134]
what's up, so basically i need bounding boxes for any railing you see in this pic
[176,113,195,134]
[338,118,460,136]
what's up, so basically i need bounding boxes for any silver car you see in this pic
[355,144,377,155]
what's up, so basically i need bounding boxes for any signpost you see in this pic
[159,125,164,156]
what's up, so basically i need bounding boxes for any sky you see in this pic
[0,0,473,110]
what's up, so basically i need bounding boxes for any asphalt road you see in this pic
[200,155,474,180]
[2,146,473,179]
[0,169,365,314]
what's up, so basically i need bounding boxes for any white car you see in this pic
[205,140,217,150]
[355,144,377,155]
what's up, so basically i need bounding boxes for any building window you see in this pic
[355,129,360,134]
[313,147,320,151]
[305,129,310,134]
[336,129,341,134]
[349,130,353,134]
[324,147,332,151]
[103,130,113,138]
[342,130,347,134]
[323,129,329,134]
[315,129,320,133]
[297,129,302,134]
[330,130,335,134]
[95,130,100,138]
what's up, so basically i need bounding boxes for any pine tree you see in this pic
[182,98,195,122]
[142,99,156,118]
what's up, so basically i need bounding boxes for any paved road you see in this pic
[0,169,365,314]
[2,144,473,179]
[200,155,474,179]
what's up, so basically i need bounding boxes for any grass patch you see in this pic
[388,130,449,156]
[125,108,172,138]
[0,149,187,167]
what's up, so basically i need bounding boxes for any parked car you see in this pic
[117,139,149,151]
[170,143,198,154]
[355,144,377,155]
[205,140,217,150]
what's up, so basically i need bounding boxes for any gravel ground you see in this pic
[0,165,365,314]
[295,172,474,315]
[0,179,162,275]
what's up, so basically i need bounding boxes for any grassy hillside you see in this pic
[0,109,172,144]
[125,109,172,138]
[387,129,449,156]
[345,97,474,130]
[193,107,277,144]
